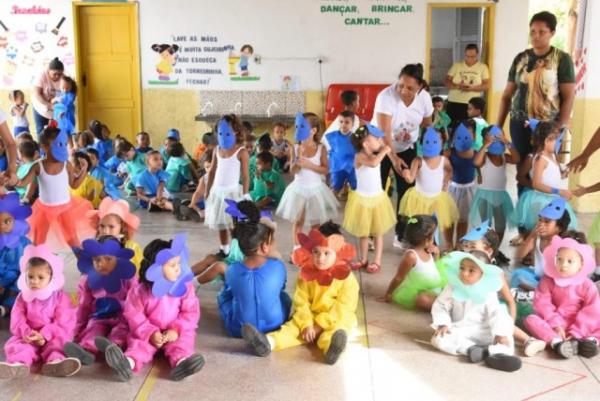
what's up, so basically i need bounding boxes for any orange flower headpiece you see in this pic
[292,229,356,286]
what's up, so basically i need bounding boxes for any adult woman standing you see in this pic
[445,44,490,123]
[372,64,434,244]
[31,57,64,135]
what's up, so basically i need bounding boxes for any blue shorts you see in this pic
[331,169,357,191]
[13,126,29,137]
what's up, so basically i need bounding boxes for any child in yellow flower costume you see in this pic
[242,224,359,365]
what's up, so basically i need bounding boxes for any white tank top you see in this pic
[214,146,242,188]
[406,249,440,280]
[539,154,567,190]
[479,156,507,191]
[38,161,70,206]
[294,144,325,186]
[534,237,544,277]
[355,164,383,196]
[415,157,444,196]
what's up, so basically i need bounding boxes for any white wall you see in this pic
[579,0,598,99]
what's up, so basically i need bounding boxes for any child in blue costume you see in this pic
[160,129,180,167]
[15,141,39,204]
[0,193,32,318]
[52,76,77,148]
[116,139,146,194]
[135,131,153,154]
[134,151,183,218]
[323,110,357,195]
[217,200,291,338]
[250,151,285,210]
[86,148,123,200]
[248,134,280,191]
[89,120,114,162]
[0,141,7,173]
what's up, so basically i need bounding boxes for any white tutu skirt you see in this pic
[205,184,242,230]
[276,180,338,225]
[449,181,477,222]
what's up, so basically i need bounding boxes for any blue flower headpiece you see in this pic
[224,199,273,221]
[146,233,193,298]
[0,193,32,249]
[77,238,136,294]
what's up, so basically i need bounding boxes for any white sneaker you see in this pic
[524,337,546,357]
[0,305,6,318]
[392,237,405,250]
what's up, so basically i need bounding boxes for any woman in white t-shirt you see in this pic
[0,108,19,187]
[31,57,64,136]
[372,63,434,241]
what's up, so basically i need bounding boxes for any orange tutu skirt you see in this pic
[28,196,96,250]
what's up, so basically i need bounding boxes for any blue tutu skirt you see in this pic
[469,188,514,230]
[510,190,577,231]
[510,267,540,289]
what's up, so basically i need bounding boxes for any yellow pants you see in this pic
[268,320,347,354]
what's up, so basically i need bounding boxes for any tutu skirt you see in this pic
[28,196,95,250]
[205,184,242,230]
[448,181,477,222]
[398,188,459,229]
[276,180,338,225]
[510,190,577,231]
[392,259,447,309]
[469,188,514,230]
[588,212,600,244]
[343,190,396,237]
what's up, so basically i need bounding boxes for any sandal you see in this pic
[509,234,524,246]
[366,262,381,274]
[350,260,368,270]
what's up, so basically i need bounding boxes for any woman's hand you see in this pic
[559,189,573,200]
[567,153,590,174]
[572,185,588,197]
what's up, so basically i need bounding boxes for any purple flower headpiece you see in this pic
[0,193,32,249]
[224,199,273,221]
[146,233,193,298]
[77,238,135,294]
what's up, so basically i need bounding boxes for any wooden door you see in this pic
[74,3,141,141]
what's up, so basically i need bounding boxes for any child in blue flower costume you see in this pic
[0,193,32,317]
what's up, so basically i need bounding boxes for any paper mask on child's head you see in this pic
[461,220,491,242]
[422,127,442,157]
[294,112,311,142]
[86,198,140,239]
[486,125,505,155]
[453,123,473,152]
[444,251,503,304]
[0,192,32,248]
[292,229,356,286]
[528,118,540,131]
[539,197,567,220]
[365,124,384,138]
[77,238,135,294]
[543,235,595,287]
[217,119,236,150]
[17,244,65,302]
[51,128,69,162]
[146,233,193,298]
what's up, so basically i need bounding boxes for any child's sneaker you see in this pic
[484,354,522,372]
[64,342,95,365]
[242,323,271,357]
[0,362,29,379]
[553,340,578,359]
[103,339,132,382]
[577,338,599,358]
[169,353,205,381]
[324,330,347,365]
[467,345,488,363]
[180,205,201,222]
[41,358,81,377]
[523,337,546,357]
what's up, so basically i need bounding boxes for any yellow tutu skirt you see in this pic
[343,190,396,237]
[398,188,459,229]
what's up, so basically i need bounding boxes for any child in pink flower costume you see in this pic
[105,233,205,381]
[524,234,600,359]
[0,244,80,378]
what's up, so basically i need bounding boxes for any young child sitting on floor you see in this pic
[250,151,285,210]
[165,142,199,193]
[135,150,182,217]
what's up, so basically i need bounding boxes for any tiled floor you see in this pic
[1,168,599,401]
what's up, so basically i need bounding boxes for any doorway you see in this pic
[426,3,495,119]
[73,2,142,141]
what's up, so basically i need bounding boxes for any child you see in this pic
[343,124,395,273]
[271,122,290,172]
[0,244,80,378]
[87,197,143,271]
[89,120,113,162]
[193,132,216,171]
[378,215,444,310]
[108,234,205,381]
[511,198,571,290]
[243,132,256,156]
[324,110,357,196]
[70,151,103,208]
[400,127,459,249]
[117,139,146,194]
[431,251,522,372]
[447,122,477,246]
[524,235,600,359]
[470,125,519,252]
[467,97,488,151]
[250,151,285,210]
[86,147,123,200]
[63,236,136,372]
[9,90,29,137]
[277,112,338,247]
[180,151,212,222]
[165,142,198,192]
[160,128,180,165]
[0,138,7,173]
[15,140,39,204]
[249,134,280,188]
[242,227,358,365]
[135,150,181,216]
[432,96,451,130]
[218,201,291,337]
[324,90,361,134]
[135,131,153,154]
[52,76,77,146]
[205,115,250,257]
[0,193,32,317]
[74,130,95,152]
[17,123,94,249]
[512,122,577,232]
[105,136,126,174]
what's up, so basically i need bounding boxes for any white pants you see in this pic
[431,325,514,356]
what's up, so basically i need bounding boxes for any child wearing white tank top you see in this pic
[342,124,396,273]
[16,123,94,250]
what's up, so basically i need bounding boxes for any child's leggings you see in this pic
[5,336,67,367]
[524,315,600,344]
[124,330,196,372]
[268,319,350,355]
[78,317,129,353]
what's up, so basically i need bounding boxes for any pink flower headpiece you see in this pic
[543,235,595,287]
[87,198,140,239]
[17,244,65,301]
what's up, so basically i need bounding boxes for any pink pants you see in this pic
[524,315,600,344]
[4,336,66,367]
[78,318,128,353]
[124,331,195,372]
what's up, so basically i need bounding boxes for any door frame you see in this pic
[72,1,142,136]
[425,2,496,120]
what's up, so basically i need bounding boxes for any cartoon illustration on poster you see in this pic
[148,43,180,85]
[281,75,299,91]
[229,44,260,81]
